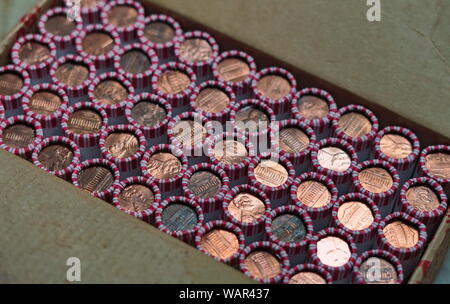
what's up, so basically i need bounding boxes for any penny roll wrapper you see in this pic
[31,136,81,181]
[113,43,159,90]
[251,67,297,118]
[71,158,121,202]
[376,212,427,279]
[351,159,401,218]
[194,220,246,267]
[290,172,339,232]
[291,88,339,140]
[238,241,290,284]
[310,137,359,195]
[0,103,4,122]
[65,0,106,24]
[154,196,205,245]
[0,115,44,159]
[352,249,404,284]
[0,65,31,111]
[11,34,57,80]
[308,227,358,283]
[416,145,450,196]
[137,14,183,61]
[331,192,382,254]
[174,31,220,79]
[212,50,257,97]
[282,263,333,284]
[112,176,162,222]
[222,184,272,242]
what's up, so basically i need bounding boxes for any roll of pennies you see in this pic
[212,50,257,98]
[351,159,400,218]
[282,263,333,284]
[113,43,159,90]
[71,158,121,202]
[308,227,358,284]
[416,145,450,196]
[112,176,161,222]
[0,65,31,111]
[31,136,81,181]
[11,34,57,80]
[376,212,427,278]
[0,102,4,122]
[291,87,338,140]
[154,196,205,245]
[194,220,246,267]
[352,249,404,284]
[0,115,44,159]
[137,14,183,61]
[64,0,106,24]
[238,241,290,284]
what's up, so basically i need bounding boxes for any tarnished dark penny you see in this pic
[93,80,128,105]
[296,180,331,208]
[68,110,102,135]
[406,186,440,212]
[383,220,419,249]
[272,214,306,243]
[29,91,61,116]
[256,75,291,100]
[255,160,288,187]
[0,73,24,96]
[157,70,191,94]
[228,193,266,223]
[104,132,139,159]
[358,167,393,194]
[55,62,89,87]
[146,152,182,179]
[317,236,351,267]
[78,166,114,193]
[200,229,240,260]
[337,201,374,231]
[173,120,206,146]
[38,144,73,171]
[244,251,281,280]
[82,32,115,56]
[297,96,329,120]
[317,147,351,172]
[217,58,250,83]
[18,42,51,65]
[195,88,230,113]
[162,204,198,231]
[338,112,372,138]
[144,22,175,43]
[360,257,398,284]
[3,124,35,148]
[179,38,213,63]
[280,127,310,153]
[45,14,76,36]
[425,153,450,179]
[107,5,138,28]
[380,134,412,159]
[213,140,248,165]
[118,184,155,213]
[187,171,222,199]
[120,50,151,74]
[288,272,327,284]
[131,102,166,127]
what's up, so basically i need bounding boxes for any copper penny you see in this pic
[425,153,450,179]
[317,147,351,172]
[272,214,306,243]
[45,14,76,36]
[162,204,198,231]
[337,201,374,231]
[255,160,288,187]
[358,167,393,194]
[146,152,182,179]
[78,166,114,193]
[195,88,230,113]
[360,257,398,284]
[244,251,281,280]
[297,96,329,120]
[383,220,419,248]
[107,5,138,28]
[120,50,151,74]
[118,184,155,213]
[296,180,331,208]
[213,140,248,165]
[0,73,24,96]
[316,236,351,267]
[379,134,412,159]
[280,127,310,153]
[68,109,102,135]
[82,32,115,56]
[29,91,61,116]
[157,70,191,94]
[93,80,128,105]
[256,75,291,100]
[81,0,99,8]
[288,272,327,284]
[235,106,269,133]
[406,186,440,212]
[338,112,372,138]
[228,193,266,223]
[18,42,51,65]
[217,58,250,83]
[55,62,89,87]
[144,22,175,43]
[131,102,166,127]
[3,124,35,148]
[200,229,240,260]
[38,144,73,171]
[187,171,222,199]
[104,132,139,159]
[179,38,213,63]
[173,120,206,146]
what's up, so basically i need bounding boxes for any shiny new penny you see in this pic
[107,5,138,28]
[288,272,327,284]
[29,91,61,116]
[317,147,351,172]
[93,80,128,105]
[144,22,175,43]
[173,120,206,146]
[45,15,76,36]
[68,110,102,135]
[358,167,393,194]
[406,186,440,212]
[257,75,291,100]
[228,193,266,223]
[217,58,250,83]
[38,144,73,171]
[425,153,450,179]
[78,166,114,193]
[157,70,191,94]
[200,229,240,260]
[337,201,374,231]
[280,127,310,153]
[379,134,412,159]
[187,171,222,199]
[104,132,139,159]
[18,42,51,65]
[55,62,89,87]
[118,184,155,213]
[82,32,115,56]
[297,96,329,120]
[244,251,281,280]
[213,140,248,165]
[296,180,331,208]
[255,160,288,187]
[383,220,419,248]
[195,88,230,113]
[131,102,166,127]
[0,73,24,96]
[162,204,198,231]
[272,214,306,243]
[146,152,182,179]
[3,124,35,148]
[360,257,398,284]
[338,112,372,138]
[179,38,213,63]
[120,50,151,74]
[316,236,351,267]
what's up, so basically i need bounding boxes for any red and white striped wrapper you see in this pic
[65,0,106,24]
[351,159,401,217]
[11,34,57,80]
[50,54,96,100]
[154,196,205,245]
[308,227,358,283]
[0,102,4,122]
[331,104,379,161]
[140,144,188,194]
[251,67,297,118]
[282,263,333,284]
[194,220,246,267]
[212,50,257,97]
[291,88,339,140]
[352,249,404,284]
[112,176,162,222]
[290,172,339,232]
[31,136,81,181]
[181,163,230,221]
[0,65,30,111]
[222,184,272,242]
[174,31,220,79]
[189,80,236,124]
[0,115,43,159]
[151,62,197,110]
[331,192,382,253]
[238,241,290,284]
[38,7,83,51]
[71,157,121,202]
[376,212,427,279]
[113,43,159,90]
[75,24,121,70]
[416,145,450,196]
[137,14,183,61]
[310,137,358,195]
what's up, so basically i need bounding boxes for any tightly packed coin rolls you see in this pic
[352,249,404,284]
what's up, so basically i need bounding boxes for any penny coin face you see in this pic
[19,42,51,65]
[379,134,412,159]
[104,132,139,159]
[82,32,115,56]
[195,88,230,113]
[338,112,372,138]
[131,102,166,127]
[157,70,191,94]
[280,127,310,153]
[3,124,35,148]
[317,236,351,267]
[383,220,419,248]
[144,22,175,43]
[179,38,213,63]
[78,166,114,193]
[217,58,250,83]
[120,50,151,74]
[425,153,450,179]
[93,80,128,105]
[187,171,222,199]
[360,257,398,284]
[337,201,374,231]
[107,5,138,28]
[38,144,73,171]
[68,109,102,135]
[317,147,351,172]
[29,91,61,116]
[146,152,182,179]
[200,229,240,260]
[213,140,248,165]
[406,186,440,212]
[358,167,393,194]
[228,193,266,223]
[173,120,206,146]
[235,106,269,134]
[255,160,288,187]
[244,251,281,280]
[55,62,89,87]
[45,14,76,36]
[272,214,306,243]
[118,184,155,213]
[288,272,327,284]
[296,180,331,208]
[257,75,291,100]
[81,0,99,8]
[297,96,329,120]
[162,204,198,232]
[0,73,24,96]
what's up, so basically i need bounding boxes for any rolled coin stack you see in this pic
[282,263,333,284]
[0,65,31,113]
[65,0,105,24]
[416,145,450,196]
[352,249,404,284]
